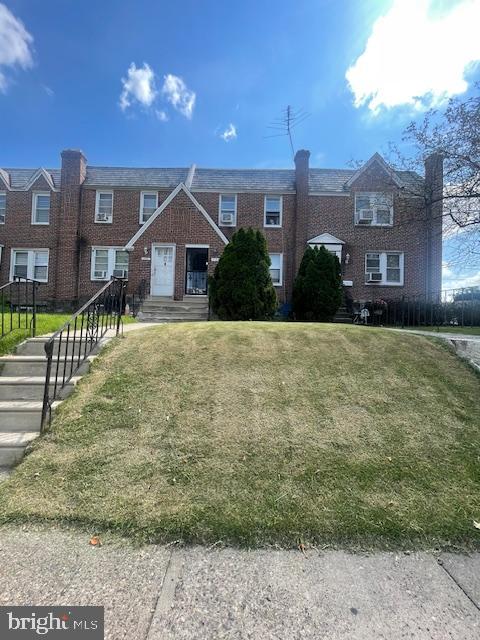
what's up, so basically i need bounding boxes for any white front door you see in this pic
[152,245,175,296]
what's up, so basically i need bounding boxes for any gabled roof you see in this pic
[1,168,61,191]
[308,233,345,245]
[125,182,228,250]
[345,153,403,188]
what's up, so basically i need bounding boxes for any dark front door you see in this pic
[185,247,208,295]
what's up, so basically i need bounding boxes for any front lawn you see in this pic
[0,313,136,355]
[0,322,479,549]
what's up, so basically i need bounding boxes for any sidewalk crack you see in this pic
[437,558,480,613]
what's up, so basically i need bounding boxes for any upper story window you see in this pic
[0,192,5,224]
[32,192,50,225]
[11,249,49,282]
[91,247,129,281]
[355,192,393,226]
[365,251,404,285]
[140,191,158,224]
[219,194,237,227]
[95,191,113,223]
[264,196,282,227]
[269,253,283,286]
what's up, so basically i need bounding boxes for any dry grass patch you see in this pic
[0,322,479,549]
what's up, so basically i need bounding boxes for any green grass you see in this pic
[0,312,136,356]
[0,322,479,550]
[403,326,480,336]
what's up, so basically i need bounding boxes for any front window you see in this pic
[95,191,113,223]
[219,194,237,226]
[269,253,283,286]
[32,192,50,225]
[264,196,282,227]
[140,192,158,223]
[11,249,49,282]
[355,193,393,226]
[91,247,129,280]
[365,252,404,285]
[0,192,5,224]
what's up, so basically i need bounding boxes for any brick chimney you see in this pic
[294,149,310,276]
[424,152,443,296]
[54,149,87,307]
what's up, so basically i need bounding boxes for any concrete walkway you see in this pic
[0,528,479,639]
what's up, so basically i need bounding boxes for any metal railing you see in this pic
[354,286,480,328]
[0,277,40,340]
[40,277,126,431]
[130,278,147,317]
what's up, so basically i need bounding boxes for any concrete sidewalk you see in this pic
[0,528,479,639]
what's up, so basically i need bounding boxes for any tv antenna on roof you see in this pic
[265,105,310,158]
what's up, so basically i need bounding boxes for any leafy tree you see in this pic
[292,245,342,322]
[388,87,480,266]
[209,228,277,320]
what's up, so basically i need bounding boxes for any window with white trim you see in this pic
[95,191,113,223]
[355,192,393,226]
[11,249,49,282]
[365,252,404,285]
[0,192,5,224]
[91,247,129,281]
[219,194,237,226]
[32,192,50,225]
[140,191,158,223]
[264,196,282,227]
[269,253,283,286]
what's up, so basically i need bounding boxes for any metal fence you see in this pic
[0,277,40,340]
[351,287,480,328]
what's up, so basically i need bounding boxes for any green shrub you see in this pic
[292,246,342,321]
[209,228,277,320]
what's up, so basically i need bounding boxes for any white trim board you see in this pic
[125,183,229,249]
[345,153,402,188]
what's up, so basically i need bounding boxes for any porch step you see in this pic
[138,316,208,323]
[333,306,352,324]
[138,296,209,323]
[0,431,38,466]
[0,401,46,431]
[0,355,92,377]
[16,336,107,357]
[0,377,79,401]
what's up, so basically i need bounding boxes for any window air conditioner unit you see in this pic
[368,272,383,282]
[96,212,110,222]
[221,212,234,224]
[94,270,108,279]
[358,209,373,224]
[113,269,128,278]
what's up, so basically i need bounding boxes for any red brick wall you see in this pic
[0,174,60,303]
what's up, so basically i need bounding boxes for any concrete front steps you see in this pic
[0,332,111,473]
[138,296,209,323]
[333,306,353,324]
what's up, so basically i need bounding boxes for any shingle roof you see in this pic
[1,165,423,194]
[3,168,61,189]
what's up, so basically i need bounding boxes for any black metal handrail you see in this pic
[355,286,480,328]
[40,277,126,431]
[0,277,40,340]
[131,278,147,317]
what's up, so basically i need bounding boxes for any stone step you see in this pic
[138,316,208,323]
[139,310,208,319]
[0,377,78,401]
[16,336,107,357]
[141,304,208,313]
[147,296,208,304]
[0,431,38,466]
[0,355,92,377]
[334,318,353,324]
[0,401,44,431]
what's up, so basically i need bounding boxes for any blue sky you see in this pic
[1,0,480,285]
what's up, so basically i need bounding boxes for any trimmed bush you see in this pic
[292,245,342,322]
[209,228,277,320]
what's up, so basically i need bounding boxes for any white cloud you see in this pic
[162,74,196,119]
[443,270,480,290]
[120,62,157,111]
[220,123,237,142]
[346,0,480,112]
[0,3,34,92]
[442,261,453,279]
[155,109,169,122]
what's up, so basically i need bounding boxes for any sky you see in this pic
[1,0,479,287]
